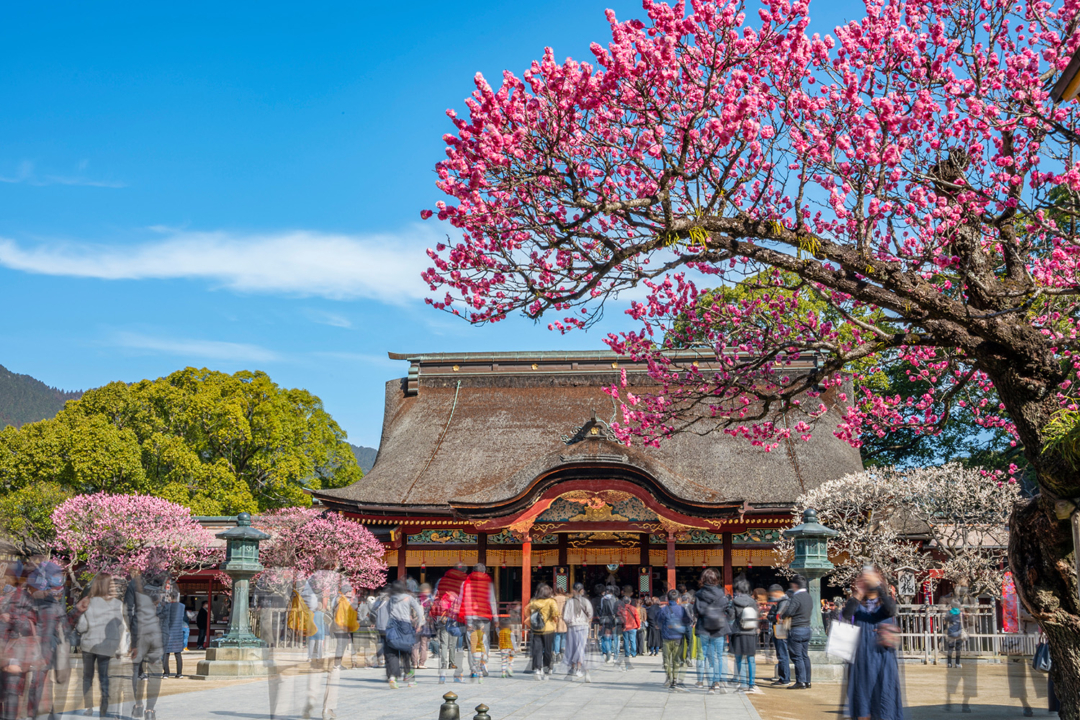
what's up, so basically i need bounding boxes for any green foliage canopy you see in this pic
[0,368,360,514]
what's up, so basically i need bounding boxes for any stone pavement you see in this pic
[130,653,763,720]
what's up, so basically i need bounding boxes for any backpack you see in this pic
[529,607,545,632]
[334,595,360,633]
[947,617,963,639]
[701,595,727,632]
[739,603,759,631]
[431,591,457,621]
[385,597,417,652]
[599,596,617,628]
[663,604,686,634]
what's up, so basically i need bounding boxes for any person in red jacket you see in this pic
[456,564,498,680]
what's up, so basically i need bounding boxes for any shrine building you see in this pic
[312,350,862,600]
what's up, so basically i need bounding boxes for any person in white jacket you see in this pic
[77,573,126,717]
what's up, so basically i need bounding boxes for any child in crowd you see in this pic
[498,618,515,678]
[469,627,487,682]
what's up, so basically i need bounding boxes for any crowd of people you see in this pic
[0,555,1050,720]
[0,557,200,720]
[350,563,846,698]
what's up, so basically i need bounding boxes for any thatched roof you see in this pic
[313,351,863,516]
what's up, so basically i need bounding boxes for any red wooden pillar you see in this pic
[557,533,568,568]
[639,533,649,567]
[397,530,408,580]
[521,533,533,635]
[722,531,733,594]
[666,533,676,593]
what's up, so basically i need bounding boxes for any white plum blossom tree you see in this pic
[779,463,1020,597]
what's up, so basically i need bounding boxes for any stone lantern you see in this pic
[196,512,272,677]
[783,508,838,650]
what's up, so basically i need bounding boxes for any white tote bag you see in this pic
[825,621,860,663]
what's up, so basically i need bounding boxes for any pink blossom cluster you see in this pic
[51,492,221,579]
[254,508,387,591]
[422,0,1080,458]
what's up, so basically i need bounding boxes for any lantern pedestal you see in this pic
[195,512,274,678]
[806,651,847,684]
[195,647,272,677]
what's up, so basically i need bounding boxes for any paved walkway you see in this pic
[134,653,762,720]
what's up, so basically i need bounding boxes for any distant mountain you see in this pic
[0,364,82,429]
[349,444,377,474]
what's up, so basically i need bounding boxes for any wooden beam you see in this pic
[558,533,568,567]
[397,532,408,580]
[639,533,649,567]
[477,532,488,567]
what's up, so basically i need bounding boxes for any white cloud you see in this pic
[0,160,125,188]
[0,226,438,303]
[113,332,280,363]
[305,309,353,328]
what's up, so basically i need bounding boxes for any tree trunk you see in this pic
[979,346,1080,717]
[1011,498,1080,720]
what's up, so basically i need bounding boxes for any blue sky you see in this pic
[0,0,864,447]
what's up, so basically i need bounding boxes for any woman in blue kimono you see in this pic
[842,568,904,720]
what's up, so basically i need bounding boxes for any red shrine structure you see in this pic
[312,350,862,598]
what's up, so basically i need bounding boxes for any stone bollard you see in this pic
[473,704,491,720]
[439,692,461,720]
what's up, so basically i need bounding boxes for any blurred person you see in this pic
[596,585,621,664]
[195,602,209,650]
[780,574,813,689]
[695,568,733,693]
[620,586,639,668]
[411,583,434,670]
[158,591,186,678]
[507,601,522,659]
[369,587,390,668]
[77,572,125,717]
[731,577,761,694]
[635,597,647,661]
[3,560,88,720]
[526,584,559,680]
[944,604,966,669]
[842,567,903,720]
[430,581,463,684]
[331,582,360,670]
[124,570,165,720]
[766,584,791,686]
[497,617,514,678]
[754,588,772,661]
[645,597,663,655]
[380,580,423,689]
[826,597,844,633]
[552,588,568,665]
[456,564,497,680]
[680,589,697,667]
[658,589,690,692]
[562,583,593,682]
[300,564,351,718]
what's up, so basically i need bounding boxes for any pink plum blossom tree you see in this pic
[254,508,387,592]
[423,0,1080,707]
[51,492,220,588]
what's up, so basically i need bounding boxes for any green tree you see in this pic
[0,368,360,514]
[0,481,73,557]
